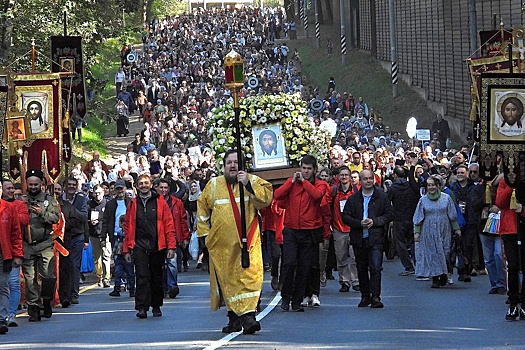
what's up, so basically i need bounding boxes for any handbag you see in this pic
[81,241,95,273]
[483,212,500,234]
[189,231,199,260]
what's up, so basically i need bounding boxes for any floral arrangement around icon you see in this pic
[209,93,331,171]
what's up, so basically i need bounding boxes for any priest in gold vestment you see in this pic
[197,149,273,334]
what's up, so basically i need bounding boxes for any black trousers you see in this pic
[133,248,166,310]
[459,223,478,275]
[58,234,71,304]
[393,220,415,270]
[306,238,321,297]
[501,234,525,304]
[353,239,383,299]
[281,228,318,306]
[267,230,283,280]
[325,234,336,275]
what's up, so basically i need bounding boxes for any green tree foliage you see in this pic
[150,0,188,21]
[0,0,133,71]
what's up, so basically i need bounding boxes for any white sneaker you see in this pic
[311,294,321,307]
[301,296,311,307]
[447,273,454,285]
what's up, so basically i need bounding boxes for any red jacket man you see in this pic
[169,194,189,243]
[123,174,176,319]
[273,155,331,311]
[155,178,189,299]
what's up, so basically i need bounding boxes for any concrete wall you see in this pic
[353,0,524,133]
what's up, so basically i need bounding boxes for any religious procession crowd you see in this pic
[0,6,522,337]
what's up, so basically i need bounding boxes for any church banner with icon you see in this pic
[5,73,63,183]
[478,73,525,185]
[51,36,86,163]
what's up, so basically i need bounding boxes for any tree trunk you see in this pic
[323,0,333,25]
[144,0,154,25]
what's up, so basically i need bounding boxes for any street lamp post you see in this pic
[224,49,250,268]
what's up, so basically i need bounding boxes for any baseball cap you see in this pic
[115,179,126,189]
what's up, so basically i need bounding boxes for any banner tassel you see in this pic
[485,183,492,205]
[510,189,518,210]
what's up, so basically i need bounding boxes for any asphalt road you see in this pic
[0,258,523,350]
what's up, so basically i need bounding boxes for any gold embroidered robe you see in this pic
[197,174,272,315]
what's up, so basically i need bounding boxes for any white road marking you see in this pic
[203,292,282,350]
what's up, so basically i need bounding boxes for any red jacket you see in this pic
[0,200,23,260]
[274,177,331,238]
[11,199,30,226]
[123,196,177,253]
[332,184,355,233]
[164,194,190,243]
[495,179,523,235]
[261,199,285,244]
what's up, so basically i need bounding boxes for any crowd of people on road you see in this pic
[0,5,521,337]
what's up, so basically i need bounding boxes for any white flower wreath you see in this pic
[209,93,332,171]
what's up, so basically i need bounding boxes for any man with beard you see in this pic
[197,149,272,334]
[258,130,278,156]
[22,169,60,321]
[123,174,176,318]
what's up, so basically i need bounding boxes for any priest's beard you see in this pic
[225,173,237,185]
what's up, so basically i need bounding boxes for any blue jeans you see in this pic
[352,239,383,299]
[70,235,85,299]
[8,266,20,315]
[479,234,504,289]
[113,255,135,292]
[166,255,178,290]
[0,259,9,321]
